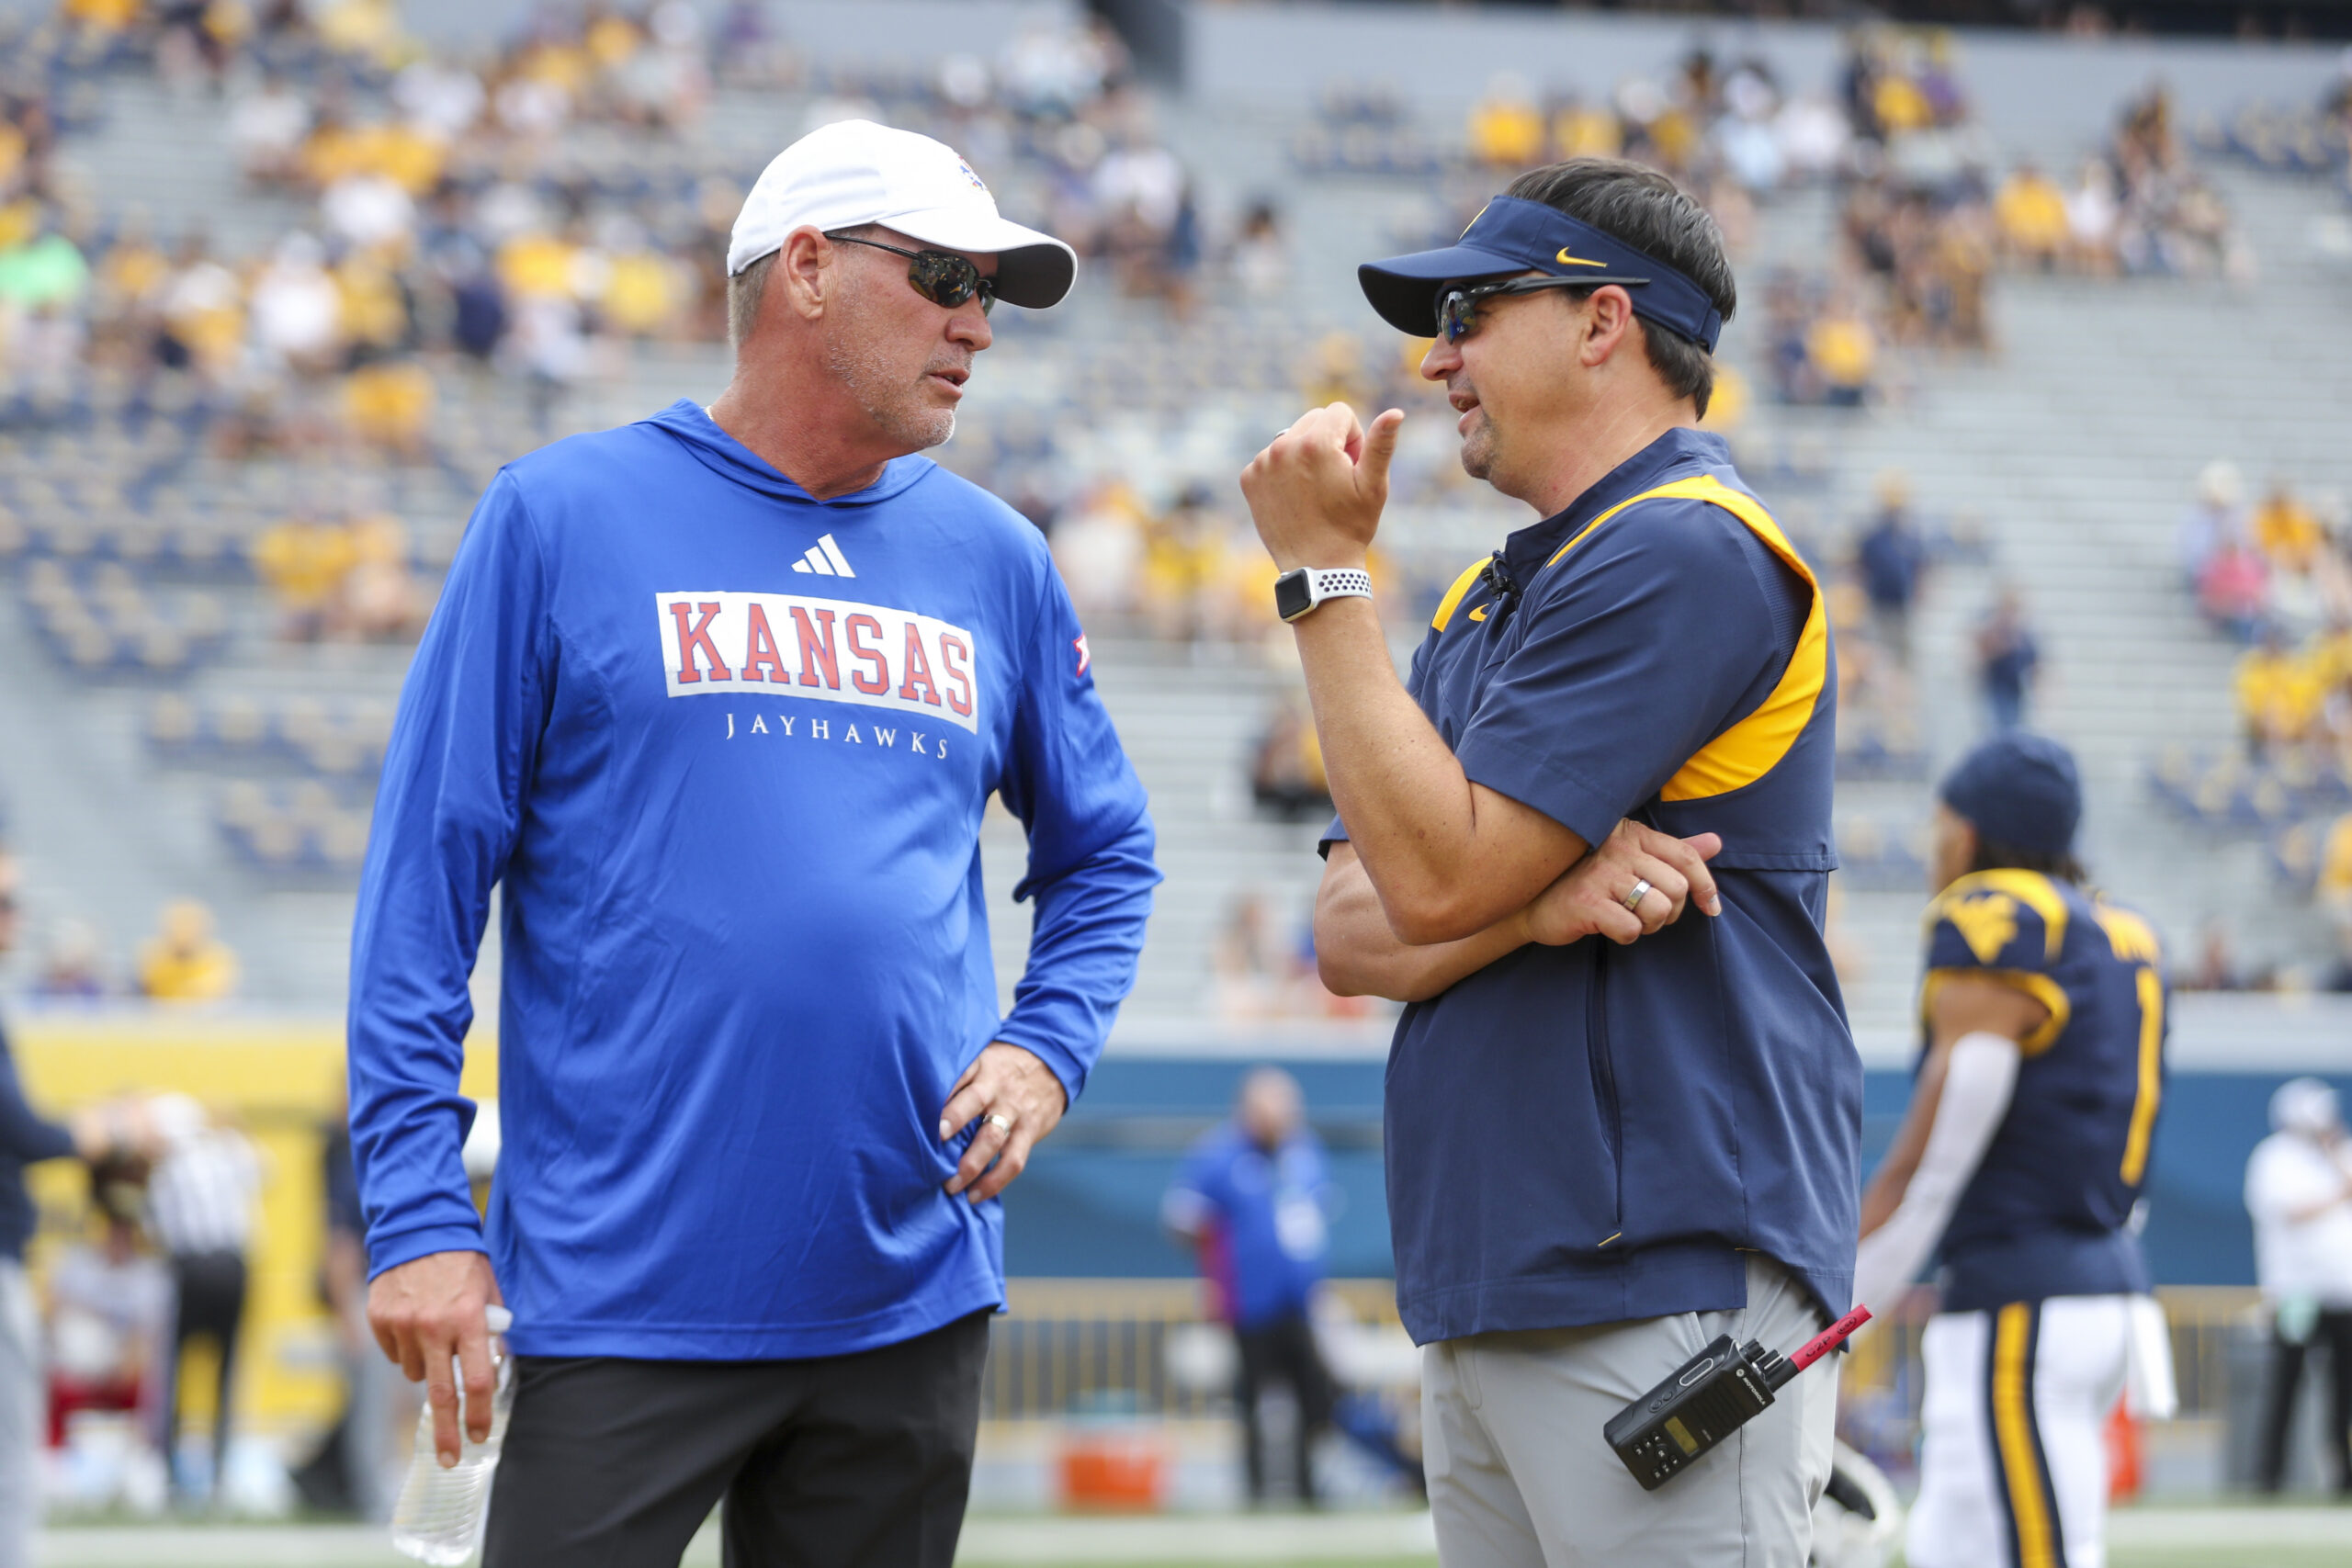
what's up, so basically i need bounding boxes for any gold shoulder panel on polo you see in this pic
[1539,474,1828,803]
[1430,557,1492,633]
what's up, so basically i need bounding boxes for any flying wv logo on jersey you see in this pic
[654,591,979,732]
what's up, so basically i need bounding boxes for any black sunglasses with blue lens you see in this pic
[1437,273,1650,342]
[825,232,997,315]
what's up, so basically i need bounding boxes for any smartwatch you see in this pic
[1274,567,1374,624]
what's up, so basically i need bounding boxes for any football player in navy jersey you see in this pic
[1856,733,2173,1568]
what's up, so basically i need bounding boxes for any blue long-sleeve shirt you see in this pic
[348,401,1158,1360]
[1,1019,76,1261]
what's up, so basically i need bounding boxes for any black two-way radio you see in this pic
[1603,1303,1872,1491]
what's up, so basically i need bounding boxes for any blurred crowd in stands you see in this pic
[23,896,238,1004]
[0,3,1177,446]
[2206,49,2352,197]
[1430,35,2248,414]
[1995,86,2250,282]
[2154,458,2352,987]
[0,1,2336,1001]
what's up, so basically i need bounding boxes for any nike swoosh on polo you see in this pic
[1555,249,1610,267]
[790,533,856,578]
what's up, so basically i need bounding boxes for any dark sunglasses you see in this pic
[1438,274,1650,342]
[826,232,997,315]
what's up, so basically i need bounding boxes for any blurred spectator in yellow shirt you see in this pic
[334,252,410,354]
[62,0,141,37]
[586,7,644,70]
[298,108,368,191]
[499,231,583,302]
[315,0,401,65]
[342,358,434,459]
[94,215,170,318]
[251,513,357,640]
[1469,75,1545,168]
[1698,363,1749,432]
[1994,162,2070,269]
[2317,811,2352,926]
[1140,484,1228,645]
[137,901,238,1003]
[2234,627,2325,751]
[363,122,447,197]
[2251,479,2324,574]
[2311,617,2352,691]
[1871,71,1933,136]
[1550,99,1622,161]
[599,243,684,339]
[1805,291,1876,407]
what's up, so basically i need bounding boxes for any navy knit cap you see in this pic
[1938,733,2082,856]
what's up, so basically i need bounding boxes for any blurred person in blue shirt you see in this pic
[1975,584,2041,733]
[1165,1067,1338,1505]
[1856,468,1927,667]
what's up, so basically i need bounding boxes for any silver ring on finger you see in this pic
[1620,878,1653,914]
[986,1111,1015,1134]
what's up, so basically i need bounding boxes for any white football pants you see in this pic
[1906,1296,2132,1568]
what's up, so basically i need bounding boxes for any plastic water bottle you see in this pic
[390,1305,514,1565]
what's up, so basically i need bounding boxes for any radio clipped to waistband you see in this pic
[1603,1303,1871,1491]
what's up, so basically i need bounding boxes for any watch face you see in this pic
[1273,570,1314,622]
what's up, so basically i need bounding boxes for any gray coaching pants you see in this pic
[1422,1254,1837,1568]
[0,1260,40,1568]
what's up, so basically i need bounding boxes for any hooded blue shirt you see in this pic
[348,400,1159,1360]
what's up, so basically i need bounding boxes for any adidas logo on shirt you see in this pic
[792,534,856,578]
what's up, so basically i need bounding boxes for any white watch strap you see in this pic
[1304,568,1373,610]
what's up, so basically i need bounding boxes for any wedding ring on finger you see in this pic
[986,1112,1015,1134]
[1620,878,1653,914]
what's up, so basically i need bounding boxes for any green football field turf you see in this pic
[34,1506,2352,1566]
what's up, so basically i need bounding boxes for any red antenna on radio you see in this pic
[1791,1304,1873,1371]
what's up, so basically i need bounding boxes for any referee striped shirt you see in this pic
[149,1128,261,1258]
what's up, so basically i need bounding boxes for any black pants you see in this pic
[483,1310,990,1568]
[167,1249,248,1482]
[2256,1306,2352,1494]
[1234,1309,1334,1504]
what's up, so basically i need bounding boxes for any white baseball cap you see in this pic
[2271,1077,2341,1137]
[727,118,1077,310]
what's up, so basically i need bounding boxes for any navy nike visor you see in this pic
[1358,196,1724,352]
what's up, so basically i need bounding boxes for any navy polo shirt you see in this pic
[1327,428,1862,1345]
